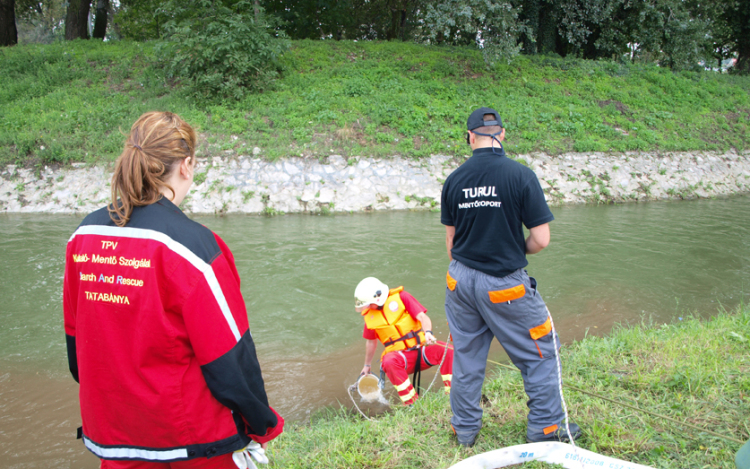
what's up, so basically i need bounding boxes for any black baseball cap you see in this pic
[467,107,503,130]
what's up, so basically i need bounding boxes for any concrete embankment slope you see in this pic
[1,151,748,214]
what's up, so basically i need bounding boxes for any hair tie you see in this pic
[133,143,143,151]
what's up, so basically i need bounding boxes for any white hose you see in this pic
[447,441,656,469]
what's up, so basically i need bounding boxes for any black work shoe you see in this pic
[452,424,479,447]
[457,433,477,447]
[526,422,582,443]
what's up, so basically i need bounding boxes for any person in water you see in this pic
[441,107,581,447]
[355,276,454,405]
[63,111,283,469]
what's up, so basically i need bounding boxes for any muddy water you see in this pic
[1,195,749,467]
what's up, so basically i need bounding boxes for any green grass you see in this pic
[2,39,750,168]
[267,305,750,468]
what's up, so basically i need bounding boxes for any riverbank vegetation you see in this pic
[2,40,750,169]
[267,305,749,468]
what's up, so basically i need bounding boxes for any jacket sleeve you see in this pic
[399,290,426,320]
[181,233,284,444]
[63,240,79,383]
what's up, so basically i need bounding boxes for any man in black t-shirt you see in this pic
[441,107,581,447]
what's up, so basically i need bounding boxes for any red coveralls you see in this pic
[363,290,454,405]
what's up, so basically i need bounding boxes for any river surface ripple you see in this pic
[1,196,748,467]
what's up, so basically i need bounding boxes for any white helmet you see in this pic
[354,277,389,309]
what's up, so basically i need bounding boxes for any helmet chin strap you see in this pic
[471,130,504,155]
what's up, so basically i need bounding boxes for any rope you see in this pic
[548,309,585,469]
[485,359,744,445]
[547,309,577,447]
[345,382,374,421]
[350,311,743,446]
[424,332,452,394]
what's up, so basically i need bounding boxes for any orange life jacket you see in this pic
[362,287,425,358]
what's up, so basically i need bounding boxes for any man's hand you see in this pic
[360,364,372,376]
[425,331,437,345]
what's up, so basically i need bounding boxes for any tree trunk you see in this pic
[398,9,406,41]
[0,0,17,47]
[519,0,541,54]
[537,5,557,55]
[386,8,398,40]
[65,0,91,40]
[733,0,750,74]
[736,47,750,75]
[92,0,108,39]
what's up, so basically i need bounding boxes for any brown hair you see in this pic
[109,111,197,226]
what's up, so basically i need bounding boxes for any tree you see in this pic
[262,0,358,39]
[114,0,167,40]
[65,0,91,40]
[92,0,108,39]
[555,0,624,59]
[0,0,18,46]
[14,0,66,43]
[417,0,526,63]
[262,0,424,41]
[717,0,750,73]
[620,0,712,70]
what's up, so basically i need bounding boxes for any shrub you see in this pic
[156,0,290,101]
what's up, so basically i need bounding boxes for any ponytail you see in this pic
[109,112,196,226]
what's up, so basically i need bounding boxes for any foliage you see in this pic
[155,0,290,101]
[555,0,623,55]
[263,0,361,40]
[259,0,748,73]
[717,0,750,74]
[510,0,718,69]
[628,0,712,71]
[14,0,66,44]
[267,305,749,468]
[418,0,526,65]
[113,0,168,41]
[263,0,423,41]
[1,40,750,167]
[10,0,749,73]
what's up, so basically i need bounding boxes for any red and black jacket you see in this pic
[63,198,283,462]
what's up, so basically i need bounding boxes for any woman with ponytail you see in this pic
[63,112,283,469]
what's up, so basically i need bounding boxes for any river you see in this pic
[1,196,748,467]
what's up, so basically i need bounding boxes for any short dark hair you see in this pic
[472,114,502,135]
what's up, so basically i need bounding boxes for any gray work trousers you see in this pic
[445,260,564,440]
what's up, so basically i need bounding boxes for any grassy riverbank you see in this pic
[2,40,750,169]
[266,305,749,468]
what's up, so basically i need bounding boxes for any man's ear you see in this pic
[499,128,506,142]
